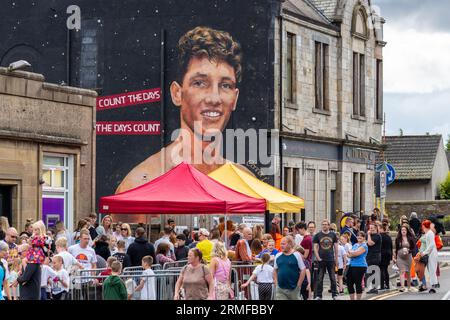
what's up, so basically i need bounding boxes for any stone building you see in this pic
[275,0,386,224]
[0,67,96,232]
[383,135,450,201]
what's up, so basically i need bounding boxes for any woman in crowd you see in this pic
[393,225,415,292]
[210,229,221,244]
[209,241,232,300]
[220,220,234,247]
[0,216,10,241]
[419,220,439,293]
[174,248,214,300]
[414,228,428,292]
[252,225,263,241]
[250,239,263,259]
[55,221,71,242]
[96,215,114,237]
[94,235,111,261]
[380,220,393,291]
[155,243,175,266]
[261,234,273,251]
[119,223,135,251]
[346,231,368,300]
[72,219,89,245]
[0,241,12,300]
[112,221,123,241]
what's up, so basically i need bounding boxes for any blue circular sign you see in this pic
[376,163,396,185]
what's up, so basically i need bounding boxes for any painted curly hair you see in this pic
[177,26,243,84]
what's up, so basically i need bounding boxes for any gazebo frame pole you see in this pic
[224,215,228,249]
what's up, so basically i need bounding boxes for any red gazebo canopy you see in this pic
[99,162,266,215]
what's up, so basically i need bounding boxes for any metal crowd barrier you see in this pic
[123,264,162,275]
[68,262,270,300]
[69,269,181,300]
[163,260,188,270]
[230,263,257,300]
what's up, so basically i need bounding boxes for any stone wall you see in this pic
[0,67,97,230]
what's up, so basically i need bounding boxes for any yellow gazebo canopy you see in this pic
[208,163,305,213]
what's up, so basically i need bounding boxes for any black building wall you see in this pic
[0,0,280,206]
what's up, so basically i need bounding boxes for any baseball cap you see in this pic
[198,228,210,237]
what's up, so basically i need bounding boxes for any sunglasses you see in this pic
[121,228,128,231]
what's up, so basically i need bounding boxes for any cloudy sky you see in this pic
[373,0,450,141]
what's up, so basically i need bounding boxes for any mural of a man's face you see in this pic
[170,56,239,136]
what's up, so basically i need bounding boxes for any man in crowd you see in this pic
[307,221,318,294]
[154,226,175,257]
[3,228,19,263]
[341,217,358,245]
[196,228,214,264]
[88,213,99,240]
[127,228,156,267]
[235,227,253,262]
[409,212,421,238]
[68,229,97,299]
[313,219,339,300]
[296,222,313,265]
[167,218,176,231]
[274,236,306,300]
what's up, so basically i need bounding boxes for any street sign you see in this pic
[375,170,387,198]
[376,162,396,185]
[379,171,387,198]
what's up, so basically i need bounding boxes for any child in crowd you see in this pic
[135,255,156,300]
[337,238,348,294]
[55,237,83,275]
[113,240,131,269]
[174,234,190,261]
[99,256,117,283]
[109,236,118,255]
[256,240,279,263]
[103,260,128,300]
[41,256,57,300]
[241,253,274,300]
[50,256,70,300]
[7,258,21,300]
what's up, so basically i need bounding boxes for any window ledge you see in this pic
[312,108,331,116]
[374,119,383,125]
[285,102,299,110]
[351,115,367,121]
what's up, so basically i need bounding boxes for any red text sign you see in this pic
[96,88,161,111]
[96,121,161,135]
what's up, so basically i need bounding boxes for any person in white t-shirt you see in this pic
[50,255,70,300]
[55,237,83,275]
[241,253,274,300]
[337,242,348,294]
[68,230,97,290]
[294,224,304,247]
[135,255,156,300]
[40,257,58,300]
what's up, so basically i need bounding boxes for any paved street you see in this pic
[319,252,450,301]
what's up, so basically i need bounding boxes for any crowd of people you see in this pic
[0,210,446,301]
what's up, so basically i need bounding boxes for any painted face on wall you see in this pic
[170,56,239,136]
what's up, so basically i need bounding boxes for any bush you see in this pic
[440,172,450,200]
[443,215,450,231]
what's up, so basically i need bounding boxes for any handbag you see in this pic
[419,254,429,266]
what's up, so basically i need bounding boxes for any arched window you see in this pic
[351,4,369,40]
